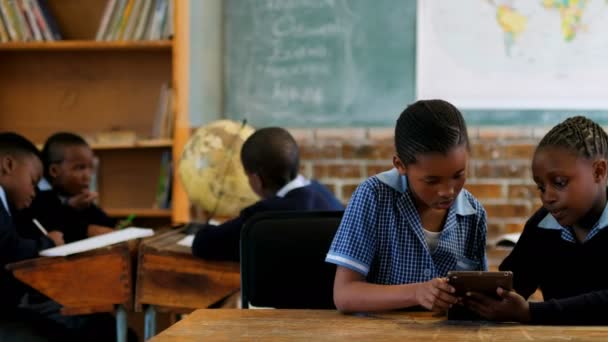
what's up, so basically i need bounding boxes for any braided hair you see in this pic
[394,99,469,165]
[537,116,608,160]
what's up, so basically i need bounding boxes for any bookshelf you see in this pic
[0,0,188,227]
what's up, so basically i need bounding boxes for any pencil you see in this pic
[32,218,49,236]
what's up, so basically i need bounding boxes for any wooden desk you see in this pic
[7,242,133,342]
[135,228,240,338]
[152,309,608,341]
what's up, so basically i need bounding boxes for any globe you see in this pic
[178,120,259,218]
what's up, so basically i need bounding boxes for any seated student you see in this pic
[192,127,344,262]
[0,132,67,340]
[326,99,488,313]
[465,116,608,325]
[15,132,115,243]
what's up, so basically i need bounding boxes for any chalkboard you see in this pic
[224,0,608,127]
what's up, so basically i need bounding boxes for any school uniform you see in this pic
[15,179,116,243]
[192,175,344,262]
[0,186,70,341]
[500,206,608,324]
[326,168,487,285]
[0,186,55,311]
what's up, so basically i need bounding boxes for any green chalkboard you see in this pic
[224,0,608,127]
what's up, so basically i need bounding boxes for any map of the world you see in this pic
[417,0,608,109]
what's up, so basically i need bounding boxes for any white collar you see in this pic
[0,185,11,216]
[38,178,52,191]
[276,174,311,198]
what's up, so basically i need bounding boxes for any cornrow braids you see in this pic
[394,99,469,165]
[537,116,608,160]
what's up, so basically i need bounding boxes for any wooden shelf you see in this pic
[92,139,173,150]
[0,40,172,51]
[106,208,172,218]
[35,139,173,151]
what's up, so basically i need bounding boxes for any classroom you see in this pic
[1,0,608,341]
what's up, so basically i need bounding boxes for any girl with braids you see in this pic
[326,99,487,312]
[465,116,608,324]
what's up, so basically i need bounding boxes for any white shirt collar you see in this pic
[276,174,311,198]
[0,185,11,216]
[38,178,52,191]
[375,168,476,216]
[539,201,608,235]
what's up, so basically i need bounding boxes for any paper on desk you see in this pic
[177,234,194,247]
[39,227,155,257]
[176,219,220,248]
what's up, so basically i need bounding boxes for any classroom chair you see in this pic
[240,211,344,309]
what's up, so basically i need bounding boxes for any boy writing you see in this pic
[0,132,65,340]
[16,132,115,243]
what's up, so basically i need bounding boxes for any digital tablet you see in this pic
[447,271,513,297]
[446,271,513,320]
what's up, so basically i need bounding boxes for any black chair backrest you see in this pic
[240,211,344,309]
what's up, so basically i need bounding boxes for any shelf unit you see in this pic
[0,0,189,227]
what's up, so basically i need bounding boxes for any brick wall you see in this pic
[290,126,548,242]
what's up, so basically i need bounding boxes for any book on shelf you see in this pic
[96,0,172,42]
[154,150,172,209]
[0,0,61,42]
[151,82,174,139]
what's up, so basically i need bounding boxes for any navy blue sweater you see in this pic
[500,207,608,324]
[192,180,344,262]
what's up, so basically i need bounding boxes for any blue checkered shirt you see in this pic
[326,168,488,285]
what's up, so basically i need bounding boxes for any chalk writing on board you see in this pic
[225,0,415,126]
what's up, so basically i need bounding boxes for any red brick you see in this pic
[322,183,337,195]
[505,222,525,233]
[487,222,504,237]
[474,162,530,179]
[466,183,503,199]
[471,142,504,160]
[366,164,392,177]
[508,184,538,200]
[313,164,361,179]
[300,144,341,160]
[505,143,535,159]
[299,163,311,178]
[342,143,393,160]
[484,204,530,218]
[341,184,360,201]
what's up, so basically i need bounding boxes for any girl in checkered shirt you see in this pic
[326,99,487,312]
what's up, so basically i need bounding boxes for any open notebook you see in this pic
[39,227,155,257]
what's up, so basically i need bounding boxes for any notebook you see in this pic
[39,227,154,257]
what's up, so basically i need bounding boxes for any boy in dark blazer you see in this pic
[15,132,115,243]
[192,127,344,262]
[0,132,66,340]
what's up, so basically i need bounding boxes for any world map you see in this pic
[417,0,608,109]
[492,0,606,55]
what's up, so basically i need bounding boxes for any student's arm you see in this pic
[499,210,545,299]
[333,266,457,312]
[528,289,608,325]
[0,222,56,265]
[465,286,608,325]
[191,216,246,261]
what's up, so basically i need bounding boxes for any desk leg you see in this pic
[144,305,157,340]
[116,305,128,342]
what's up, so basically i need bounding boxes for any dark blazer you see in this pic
[192,180,344,262]
[0,200,55,311]
[15,189,116,243]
